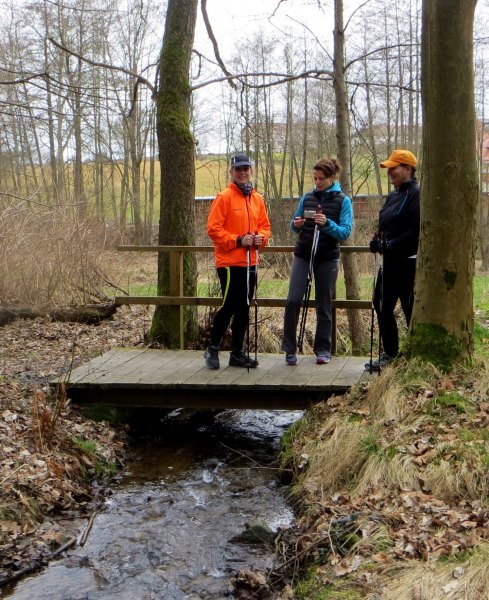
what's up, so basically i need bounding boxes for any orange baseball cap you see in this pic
[380,149,417,168]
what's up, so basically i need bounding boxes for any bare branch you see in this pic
[0,189,54,208]
[0,72,48,85]
[344,0,376,31]
[192,68,334,91]
[200,0,237,90]
[345,42,419,71]
[48,37,156,96]
[284,14,332,62]
[271,0,289,18]
[192,67,417,93]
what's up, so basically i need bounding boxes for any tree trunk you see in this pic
[478,121,489,271]
[149,0,198,346]
[333,0,365,353]
[408,0,479,368]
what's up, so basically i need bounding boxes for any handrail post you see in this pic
[169,250,184,349]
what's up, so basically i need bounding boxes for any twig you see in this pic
[51,536,77,557]
[78,510,98,547]
[0,464,28,486]
[326,519,337,558]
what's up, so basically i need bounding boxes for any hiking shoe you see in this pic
[285,354,298,365]
[204,346,220,369]
[316,354,331,365]
[364,352,395,372]
[229,351,258,368]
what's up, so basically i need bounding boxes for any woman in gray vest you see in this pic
[281,158,353,365]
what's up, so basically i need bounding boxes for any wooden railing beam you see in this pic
[115,245,372,351]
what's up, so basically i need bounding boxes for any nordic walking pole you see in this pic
[378,251,384,371]
[246,239,251,372]
[253,231,259,364]
[297,215,320,353]
[367,253,377,374]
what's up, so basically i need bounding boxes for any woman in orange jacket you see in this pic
[205,154,271,369]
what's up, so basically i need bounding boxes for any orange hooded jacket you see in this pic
[207,182,271,268]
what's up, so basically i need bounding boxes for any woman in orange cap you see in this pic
[367,149,420,370]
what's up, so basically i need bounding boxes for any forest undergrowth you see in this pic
[0,305,152,588]
[277,357,489,599]
[1,208,488,596]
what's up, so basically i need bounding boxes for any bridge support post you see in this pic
[169,250,184,349]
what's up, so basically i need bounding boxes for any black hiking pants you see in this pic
[373,257,416,358]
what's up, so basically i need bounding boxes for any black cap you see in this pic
[230,154,252,168]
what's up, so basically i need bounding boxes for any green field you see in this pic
[194,155,391,198]
[123,269,489,310]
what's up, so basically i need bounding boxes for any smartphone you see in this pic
[303,209,316,219]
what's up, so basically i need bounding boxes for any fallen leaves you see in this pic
[280,360,489,596]
[0,306,149,584]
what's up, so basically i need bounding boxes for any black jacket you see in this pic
[378,178,420,259]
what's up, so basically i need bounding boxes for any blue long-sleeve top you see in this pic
[290,181,353,241]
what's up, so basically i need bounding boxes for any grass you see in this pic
[73,436,119,480]
[474,275,489,312]
[474,320,489,358]
[380,543,489,599]
[282,355,489,598]
[294,567,364,600]
[72,437,97,454]
[428,391,474,414]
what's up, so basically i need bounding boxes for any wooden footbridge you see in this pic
[56,244,374,410]
[59,349,371,410]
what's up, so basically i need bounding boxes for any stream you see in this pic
[3,408,302,600]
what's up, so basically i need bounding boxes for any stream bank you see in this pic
[2,408,302,600]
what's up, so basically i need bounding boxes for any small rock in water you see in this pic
[202,469,214,483]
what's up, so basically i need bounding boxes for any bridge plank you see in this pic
[302,357,348,387]
[226,354,282,387]
[114,349,187,384]
[67,348,147,384]
[332,356,369,386]
[55,348,372,409]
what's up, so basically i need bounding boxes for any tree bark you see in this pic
[333,0,365,353]
[149,0,198,346]
[408,0,479,368]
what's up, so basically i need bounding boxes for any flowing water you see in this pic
[3,408,301,600]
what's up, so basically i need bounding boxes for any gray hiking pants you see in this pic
[281,255,339,356]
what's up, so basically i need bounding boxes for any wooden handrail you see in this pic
[115,244,372,350]
[115,296,371,309]
[117,245,370,253]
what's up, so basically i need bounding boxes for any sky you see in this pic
[192,0,342,152]
[194,0,336,58]
[192,0,489,153]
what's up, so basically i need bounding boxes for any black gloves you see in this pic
[369,237,392,254]
[369,237,382,254]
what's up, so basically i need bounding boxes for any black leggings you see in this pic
[373,258,416,357]
[210,266,256,352]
